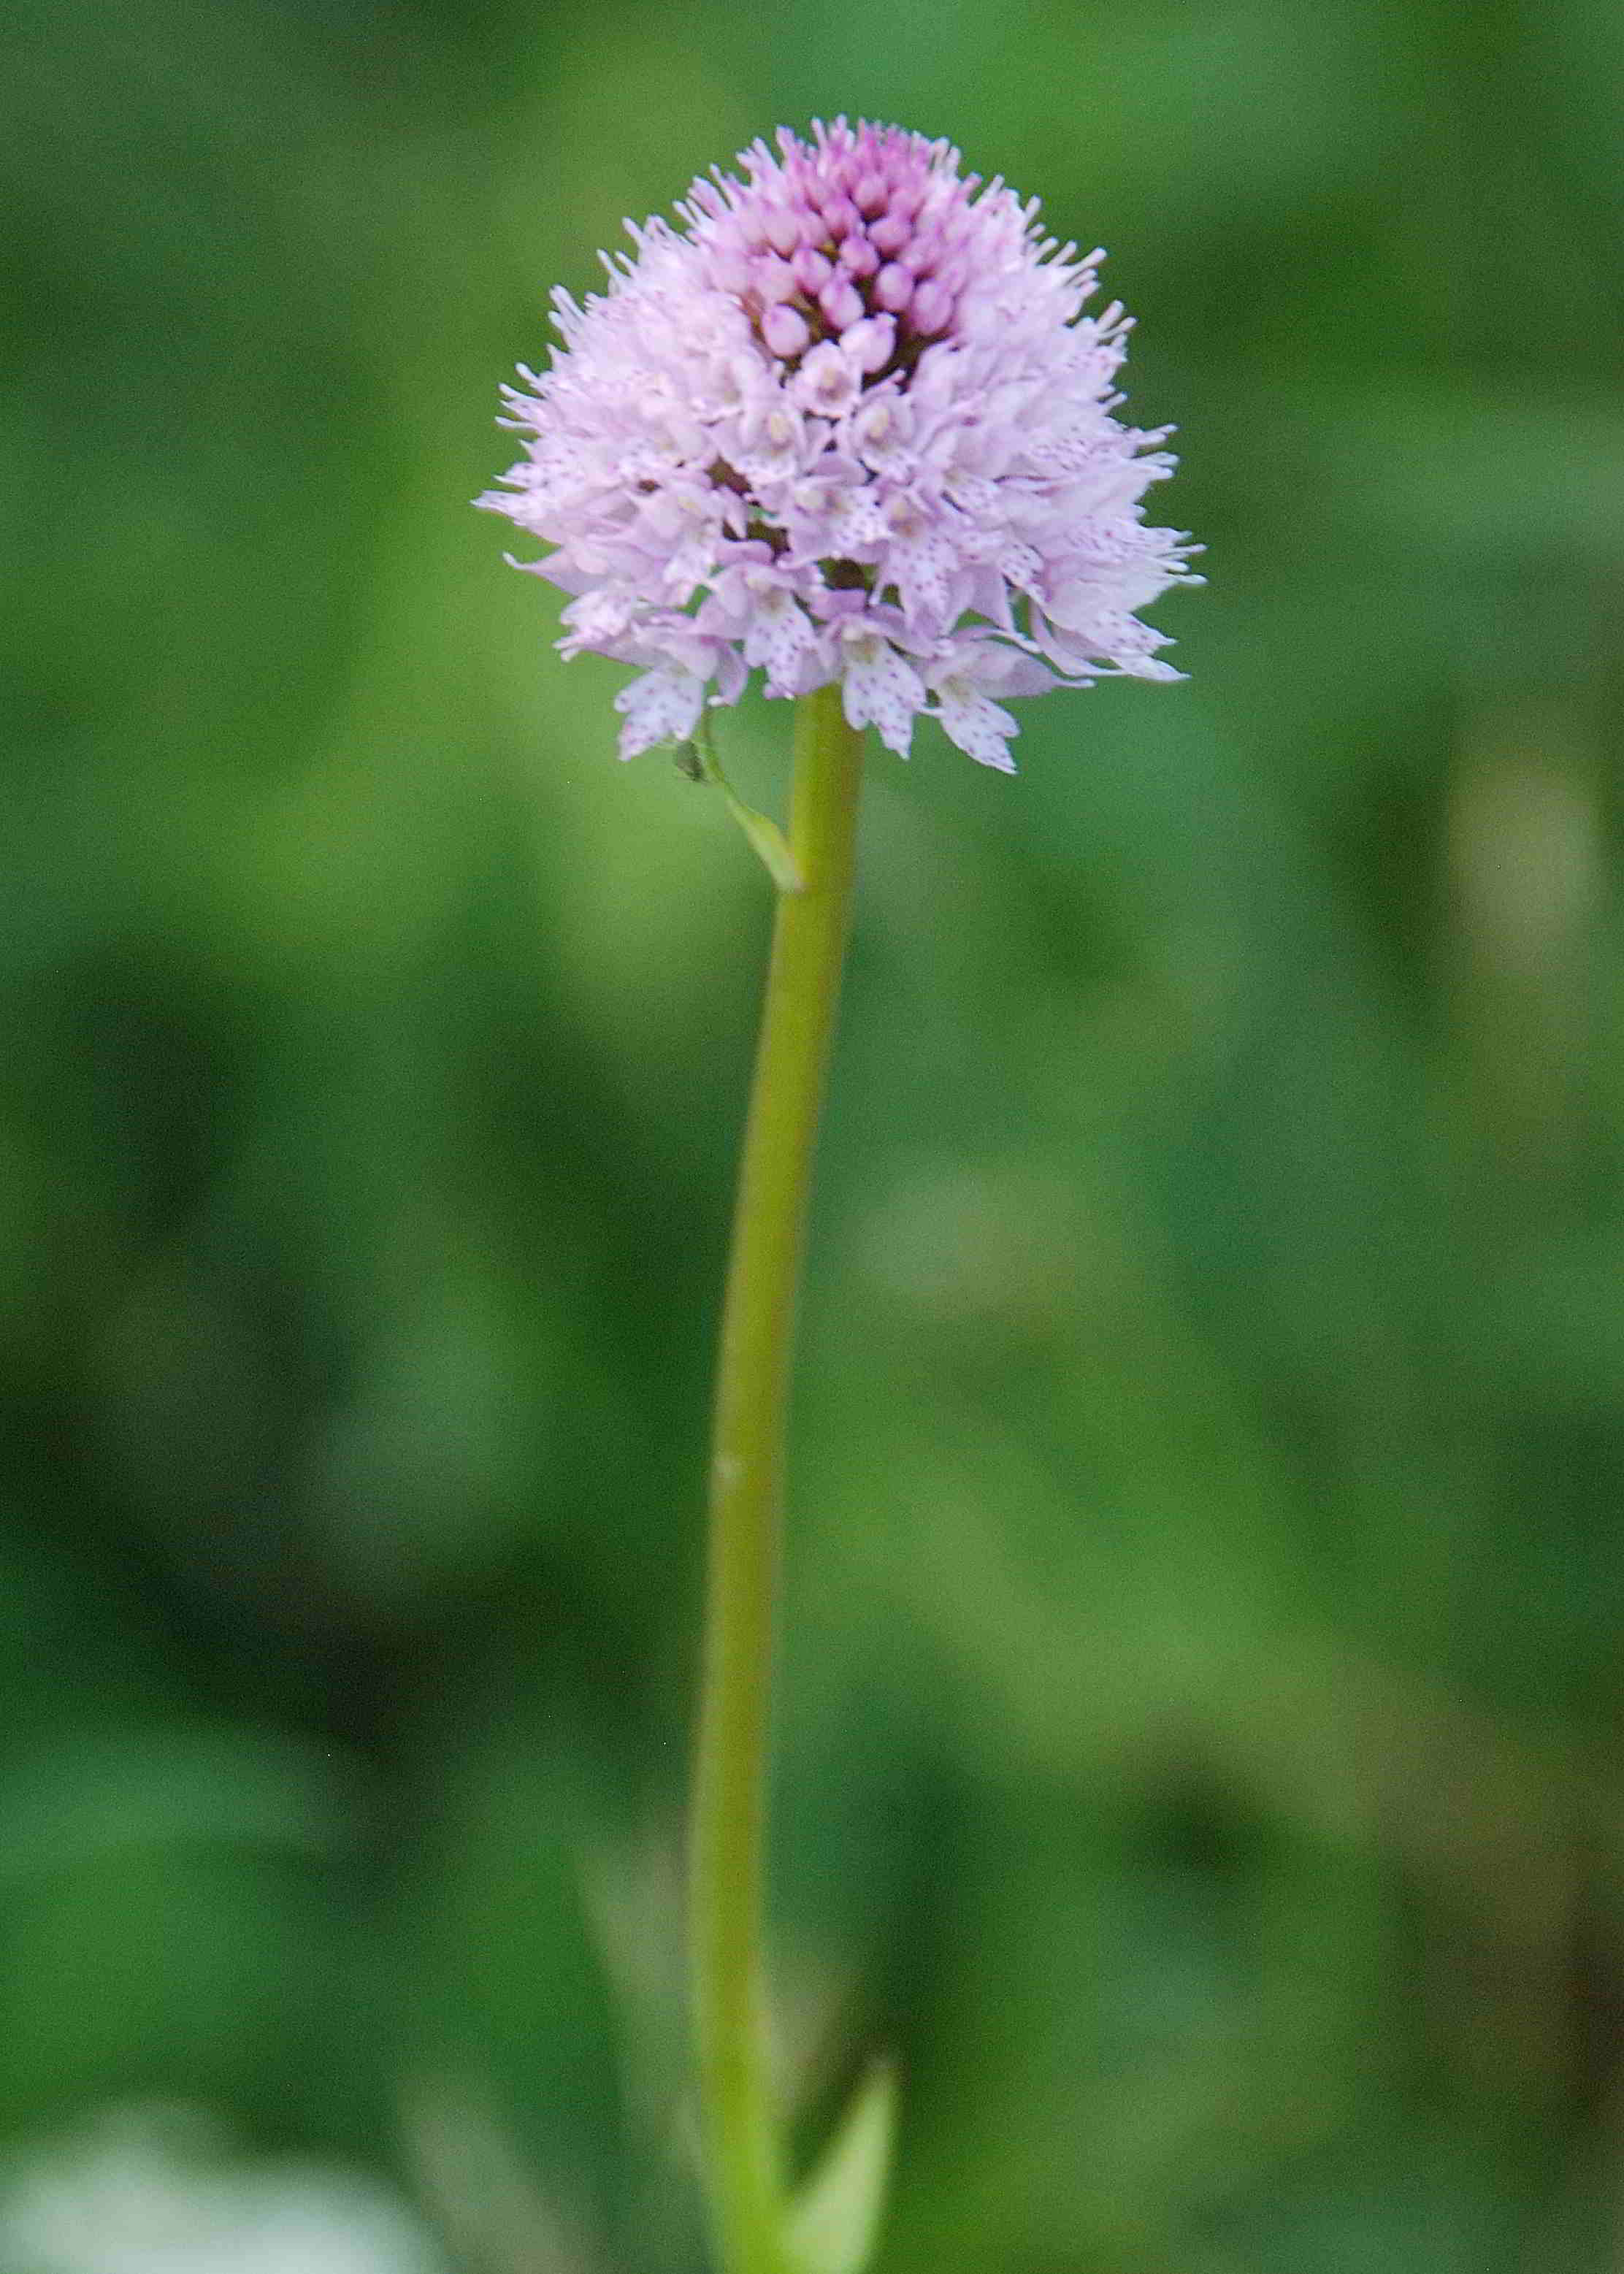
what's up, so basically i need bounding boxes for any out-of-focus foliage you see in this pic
[4,0,1624,2265]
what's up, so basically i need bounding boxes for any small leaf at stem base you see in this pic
[725,795,803,894]
[683,716,804,892]
[786,2061,897,2274]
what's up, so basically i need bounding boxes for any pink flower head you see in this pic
[480,118,1198,767]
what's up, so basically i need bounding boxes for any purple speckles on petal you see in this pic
[932,673,1019,770]
[482,114,1195,769]
[613,665,708,759]
[840,629,927,757]
[743,582,819,693]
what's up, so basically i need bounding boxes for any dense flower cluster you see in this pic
[480,118,1196,770]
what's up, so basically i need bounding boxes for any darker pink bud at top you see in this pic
[762,304,811,357]
[819,275,865,331]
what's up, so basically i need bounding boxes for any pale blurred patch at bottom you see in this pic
[0,2106,448,2274]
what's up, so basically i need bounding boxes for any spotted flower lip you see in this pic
[480,117,1198,770]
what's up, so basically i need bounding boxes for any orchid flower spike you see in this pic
[481,118,1198,773]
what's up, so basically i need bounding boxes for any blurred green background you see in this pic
[5,0,1624,2265]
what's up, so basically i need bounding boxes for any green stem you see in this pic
[689,685,866,2274]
